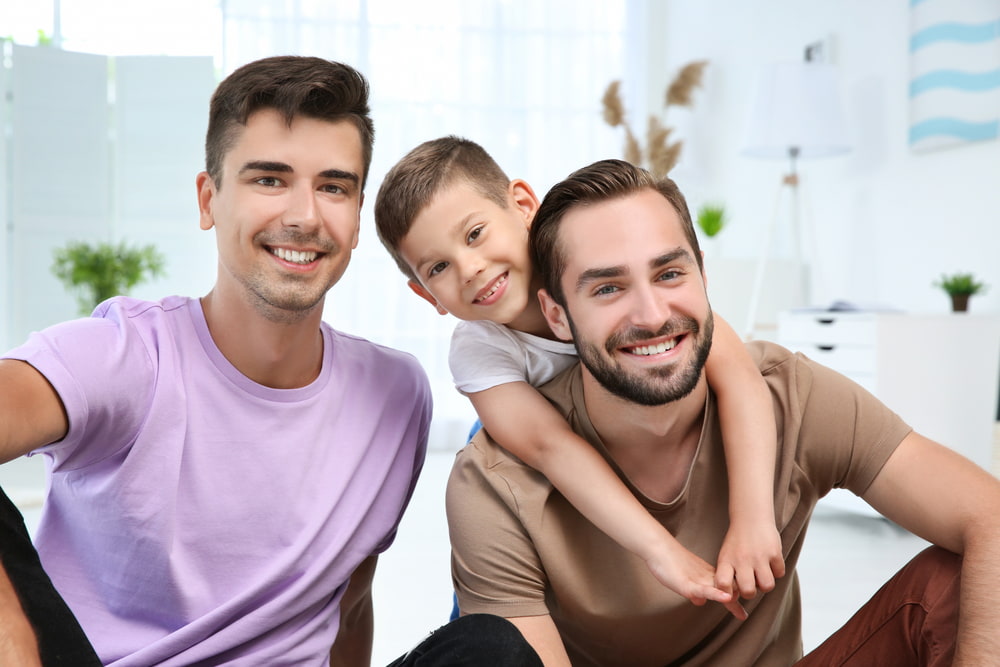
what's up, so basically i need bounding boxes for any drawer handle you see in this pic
[816,345,835,352]
[816,318,835,325]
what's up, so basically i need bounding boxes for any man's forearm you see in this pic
[953,525,1000,665]
[0,563,42,667]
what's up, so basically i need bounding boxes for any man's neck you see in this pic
[581,371,708,504]
[199,288,325,389]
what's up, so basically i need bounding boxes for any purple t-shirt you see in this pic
[3,296,431,666]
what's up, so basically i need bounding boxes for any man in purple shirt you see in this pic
[0,56,538,667]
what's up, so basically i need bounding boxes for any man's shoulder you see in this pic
[325,326,431,396]
[452,428,553,499]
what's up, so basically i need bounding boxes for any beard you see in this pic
[568,310,714,406]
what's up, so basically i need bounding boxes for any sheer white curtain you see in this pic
[222,0,647,448]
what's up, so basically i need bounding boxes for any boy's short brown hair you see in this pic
[375,136,511,282]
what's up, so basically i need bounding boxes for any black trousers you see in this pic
[387,614,542,666]
[0,486,102,666]
[0,486,540,666]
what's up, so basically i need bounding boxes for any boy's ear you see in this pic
[538,288,572,341]
[408,280,449,316]
[509,179,540,227]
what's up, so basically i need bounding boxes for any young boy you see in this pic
[375,136,784,616]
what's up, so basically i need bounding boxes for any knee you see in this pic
[910,546,961,600]
[406,614,542,666]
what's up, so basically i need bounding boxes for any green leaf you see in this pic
[51,241,167,315]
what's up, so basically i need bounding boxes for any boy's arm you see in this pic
[329,555,377,667]
[469,383,744,618]
[703,314,784,598]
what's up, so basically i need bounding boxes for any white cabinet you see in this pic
[777,311,1000,516]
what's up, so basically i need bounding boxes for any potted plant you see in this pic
[696,203,726,240]
[933,272,987,312]
[51,240,166,315]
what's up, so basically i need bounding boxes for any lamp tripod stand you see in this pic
[742,146,810,340]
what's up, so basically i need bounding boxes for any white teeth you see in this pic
[630,339,677,356]
[475,274,507,303]
[272,247,318,264]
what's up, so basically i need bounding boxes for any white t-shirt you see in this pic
[449,319,578,394]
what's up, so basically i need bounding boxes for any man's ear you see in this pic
[538,288,572,341]
[196,172,216,231]
[408,280,449,316]
[509,179,540,227]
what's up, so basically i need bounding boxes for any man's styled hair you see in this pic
[529,159,702,306]
[205,56,375,189]
[374,136,511,282]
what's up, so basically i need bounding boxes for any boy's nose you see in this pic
[460,254,485,284]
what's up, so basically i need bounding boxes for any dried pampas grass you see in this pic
[600,60,708,178]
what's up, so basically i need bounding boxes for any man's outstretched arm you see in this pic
[863,431,1000,666]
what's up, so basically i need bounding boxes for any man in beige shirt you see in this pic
[446,159,1000,666]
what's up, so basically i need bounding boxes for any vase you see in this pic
[950,293,970,312]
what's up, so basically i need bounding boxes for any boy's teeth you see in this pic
[631,339,677,356]
[272,248,317,264]
[475,275,507,303]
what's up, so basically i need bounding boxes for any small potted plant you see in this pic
[52,240,166,315]
[933,272,987,312]
[696,203,727,240]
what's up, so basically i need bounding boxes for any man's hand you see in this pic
[714,519,785,601]
[0,566,42,667]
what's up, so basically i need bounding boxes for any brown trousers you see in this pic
[797,546,960,667]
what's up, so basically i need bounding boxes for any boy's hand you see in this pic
[643,538,748,621]
[714,519,785,602]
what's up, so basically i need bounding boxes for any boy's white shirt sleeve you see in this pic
[449,320,578,394]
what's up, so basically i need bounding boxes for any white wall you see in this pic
[645,0,1000,319]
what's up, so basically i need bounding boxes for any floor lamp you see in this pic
[741,61,850,339]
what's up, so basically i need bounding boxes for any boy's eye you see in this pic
[428,261,448,278]
[466,225,484,244]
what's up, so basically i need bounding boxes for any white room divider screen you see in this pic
[1,46,215,352]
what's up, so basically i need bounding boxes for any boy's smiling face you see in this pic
[399,179,539,327]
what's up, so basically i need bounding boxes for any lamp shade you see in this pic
[742,62,850,159]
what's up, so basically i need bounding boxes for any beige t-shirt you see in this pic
[447,342,913,667]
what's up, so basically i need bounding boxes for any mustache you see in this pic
[254,230,337,253]
[604,315,700,354]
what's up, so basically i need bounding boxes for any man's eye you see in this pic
[255,176,280,187]
[322,184,346,194]
[467,225,484,244]
[658,270,681,282]
[428,262,448,277]
[594,285,619,296]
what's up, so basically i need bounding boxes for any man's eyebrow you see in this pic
[573,248,695,292]
[650,248,694,268]
[575,266,627,292]
[238,162,360,185]
[319,168,360,184]
[239,160,292,174]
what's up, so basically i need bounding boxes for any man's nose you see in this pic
[282,184,319,230]
[629,284,669,330]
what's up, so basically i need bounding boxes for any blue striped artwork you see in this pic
[909,1,1000,151]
